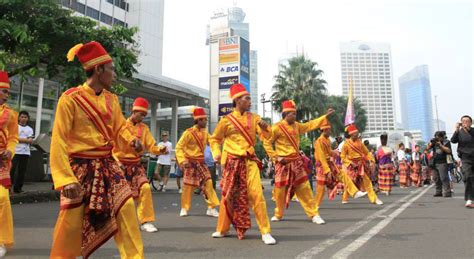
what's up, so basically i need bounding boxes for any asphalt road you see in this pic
[7,181,474,258]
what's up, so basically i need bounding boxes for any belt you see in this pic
[70,145,112,159]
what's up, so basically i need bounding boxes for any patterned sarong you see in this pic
[336,182,344,195]
[60,157,132,258]
[274,156,309,208]
[183,159,212,200]
[0,158,11,188]
[344,160,369,192]
[378,163,395,192]
[122,161,148,199]
[398,161,410,187]
[315,160,339,200]
[220,155,252,240]
[411,162,422,187]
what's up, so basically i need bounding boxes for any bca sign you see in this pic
[219,64,239,77]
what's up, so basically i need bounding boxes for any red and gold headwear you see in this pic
[346,124,359,135]
[282,100,296,113]
[192,106,207,120]
[229,83,249,100]
[0,71,10,89]
[320,119,331,130]
[67,41,113,71]
[132,97,149,114]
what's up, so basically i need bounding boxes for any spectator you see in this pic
[204,145,217,190]
[421,150,432,186]
[10,111,34,193]
[174,156,182,193]
[300,151,314,190]
[154,131,172,192]
[451,115,474,208]
[426,131,452,197]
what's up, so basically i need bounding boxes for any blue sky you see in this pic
[162,0,472,135]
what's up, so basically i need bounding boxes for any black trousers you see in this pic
[209,166,217,190]
[10,154,30,192]
[461,159,474,201]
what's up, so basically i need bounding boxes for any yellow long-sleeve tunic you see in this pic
[262,115,327,159]
[0,104,18,155]
[175,125,209,165]
[314,135,333,174]
[113,118,165,162]
[209,110,271,164]
[340,138,375,168]
[50,83,135,190]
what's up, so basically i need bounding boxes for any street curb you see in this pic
[10,190,60,205]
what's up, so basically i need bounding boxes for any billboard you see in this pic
[219,53,239,64]
[219,37,239,51]
[240,75,250,92]
[218,36,250,116]
[219,76,239,89]
[219,64,239,77]
[239,38,250,79]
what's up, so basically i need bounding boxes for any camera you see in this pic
[430,138,439,146]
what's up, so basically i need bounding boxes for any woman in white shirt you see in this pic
[10,111,34,193]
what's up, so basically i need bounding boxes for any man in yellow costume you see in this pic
[50,41,144,258]
[113,97,168,233]
[0,71,19,258]
[263,100,332,224]
[340,124,383,205]
[314,120,367,208]
[176,106,220,218]
[210,83,276,245]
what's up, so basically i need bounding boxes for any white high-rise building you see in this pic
[60,0,164,78]
[340,41,396,131]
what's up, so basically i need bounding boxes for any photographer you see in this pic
[426,131,452,197]
[450,115,474,208]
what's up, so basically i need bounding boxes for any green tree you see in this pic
[326,95,367,136]
[299,136,312,156]
[0,0,139,92]
[271,55,328,121]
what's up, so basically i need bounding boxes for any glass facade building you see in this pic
[399,65,434,142]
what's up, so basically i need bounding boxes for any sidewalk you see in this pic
[10,181,59,205]
[10,178,275,205]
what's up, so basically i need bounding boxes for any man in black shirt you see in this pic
[451,115,474,208]
[426,131,452,197]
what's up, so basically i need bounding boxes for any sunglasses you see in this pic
[1,89,10,95]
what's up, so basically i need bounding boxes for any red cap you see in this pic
[282,100,296,113]
[132,97,149,114]
[192,106,207,120]
[67,41,113,71]
[229,83,249,100]
[346,124,359,135]
[0,71,10,89]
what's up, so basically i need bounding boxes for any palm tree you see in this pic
[271,55,328,121]
[326,95,368,136]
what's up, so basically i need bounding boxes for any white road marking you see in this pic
[330,185,433,259]
[296,185,432,259]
